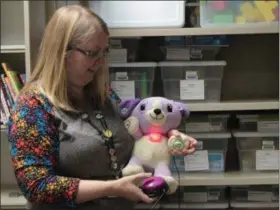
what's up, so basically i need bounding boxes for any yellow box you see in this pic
[254,1,276,21]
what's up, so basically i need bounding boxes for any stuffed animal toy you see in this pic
[119,97,190,195]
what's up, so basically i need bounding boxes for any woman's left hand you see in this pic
[168,129,197,156]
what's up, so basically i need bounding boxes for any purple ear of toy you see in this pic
[119,98,141,119]
[174,102,190,120]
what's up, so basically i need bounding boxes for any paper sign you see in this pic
[180,80,204,100]
[184,150,209,171]
[256,150,279,170]
[111,81,135,100]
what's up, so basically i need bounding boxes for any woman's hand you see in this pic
[168,129,197,156]
[112,173,154,204]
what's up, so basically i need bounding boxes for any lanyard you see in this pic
[81,110,122,179]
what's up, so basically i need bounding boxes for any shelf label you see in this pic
[207,191,220,201]
[256,150,279,171]
[184,150,209,171]
[185,71,198,80]
[116,72,128,80]
[248,191,273,202]
[183,192,207,202]
[110,39,122,48]
[180,80,205,100]
[262,140,275,150]
[110,81,135,100]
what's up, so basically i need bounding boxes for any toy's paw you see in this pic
[168,135,190,154]
[159,176,178,195]
[124,116,139,135]
[122,164,144,177]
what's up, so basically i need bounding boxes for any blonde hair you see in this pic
[22,5,109,112]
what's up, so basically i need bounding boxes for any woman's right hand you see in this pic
[112,173,154,204]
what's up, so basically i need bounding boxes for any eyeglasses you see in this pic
[67,45,110,59]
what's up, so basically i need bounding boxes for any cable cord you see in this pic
[149,157,181,210]
[173,156,181,209]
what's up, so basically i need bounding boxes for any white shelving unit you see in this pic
[1,1,279,209]
[109,22,278,37]
[0,0,46,79]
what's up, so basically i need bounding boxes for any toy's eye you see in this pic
[167,104,173,112]
[140,104,146,111]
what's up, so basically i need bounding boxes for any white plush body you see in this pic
[122,116,178,194]
[133,135,170,168]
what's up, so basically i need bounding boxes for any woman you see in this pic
[7,5,197,210]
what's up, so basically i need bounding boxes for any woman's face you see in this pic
[65,30,109,88]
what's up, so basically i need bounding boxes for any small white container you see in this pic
[109,62,157,100]
[235,132,279,172]
[186,113,229,133]
[230,201,278,210]
[231,185,279,203]
[89,1,185,28]
[237,114,279,132]
[158,61,226,103]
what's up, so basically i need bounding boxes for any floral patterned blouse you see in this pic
[7,86,133,209]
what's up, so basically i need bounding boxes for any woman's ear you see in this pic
[119,99,141,119]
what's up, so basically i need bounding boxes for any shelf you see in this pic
[0,101,278,131]
[109,22,278,37]
[187,100,279,112]
[174,172,279,186]
[137,202,228,209]
[231,201,279,208]
[0,45,25,53]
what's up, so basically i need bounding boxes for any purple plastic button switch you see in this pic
[141,176,169,197]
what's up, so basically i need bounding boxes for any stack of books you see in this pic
[0,63,26,125]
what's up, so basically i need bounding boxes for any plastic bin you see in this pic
[107,49,127,63]
[109,38,140,62]
[109,62,156,99]
[231,185,279,203]
[183,186,227,203]
[236,132,279,172]
[163,46,221,61]
[185,113,229,133]
[200,1,279,27]
[163,186,227,206]
[89,1,185,28]
[158,61,226,103]
[230,202,279,210]
[170,133,229,173]
[237,114,279,132]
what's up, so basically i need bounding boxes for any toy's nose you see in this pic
[154,108,162,115]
